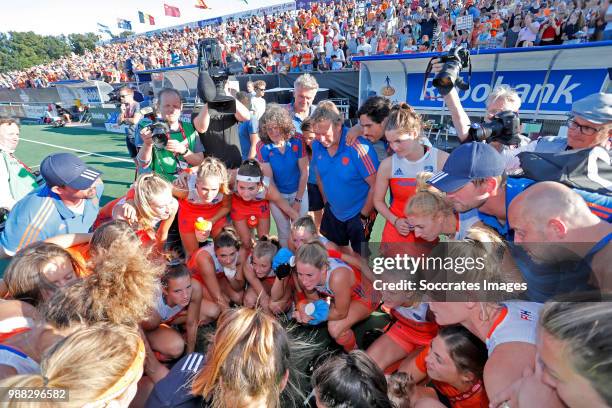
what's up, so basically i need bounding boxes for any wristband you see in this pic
[294,197,302,203]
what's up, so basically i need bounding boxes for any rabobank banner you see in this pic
[354,42,612,117]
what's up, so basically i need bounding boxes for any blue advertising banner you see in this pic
[355,41,612,117]
[197,17,222,27]
[410,68,608,113]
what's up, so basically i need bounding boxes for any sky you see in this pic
[0,0,291,36]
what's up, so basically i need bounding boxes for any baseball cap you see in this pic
[427,142,505,193]
[41,153,102,190]
[571,92,612,125]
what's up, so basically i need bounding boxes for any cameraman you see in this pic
[116,86,142,163]
[136,88,208,182]
[431,59,530,170]
[196,83,251,171]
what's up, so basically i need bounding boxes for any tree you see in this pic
[118,31,135,39]
[68,32,99,55]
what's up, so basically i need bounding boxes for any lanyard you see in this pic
[9,153,35,175]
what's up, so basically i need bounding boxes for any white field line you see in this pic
[20,138,132,163]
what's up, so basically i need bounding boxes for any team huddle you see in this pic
[0,72,610,408]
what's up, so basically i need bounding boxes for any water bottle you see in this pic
[194,217,212,242]
[247,215,258,228]
[304,299,330,325]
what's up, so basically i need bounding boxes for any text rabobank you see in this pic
[408,69,607,112]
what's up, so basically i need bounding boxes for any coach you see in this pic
[0,153,102,257]
[310,103,379,254]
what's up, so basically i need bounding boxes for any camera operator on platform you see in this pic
[193,39,251,171]
[136,88,208,182]
[430,53,531,173]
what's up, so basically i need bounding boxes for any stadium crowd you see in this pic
[0,53,611,408]
[2,0,611,89]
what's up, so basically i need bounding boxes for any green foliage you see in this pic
[118,31,135,39]
[67,32,99,55]
[0,31,100,73]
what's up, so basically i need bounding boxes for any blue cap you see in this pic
[40,153,102,190]
[571,92,612,125]
[427,142,505,193]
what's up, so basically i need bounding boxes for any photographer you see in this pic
[194,39,251,171]
[431,56,530,171]
[196,84,251,171]
[116,86,142,163]
[136,88,207,182]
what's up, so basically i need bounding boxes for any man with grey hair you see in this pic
[433,59,531,171]
[286,73,319,137]
[309,103,379,254]
[531,92,611,153]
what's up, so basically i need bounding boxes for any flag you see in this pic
[164,3,181,17]
[117,19,132,30]
[195,0,209,9]
[138,11,156,25]
[97,23,112,35]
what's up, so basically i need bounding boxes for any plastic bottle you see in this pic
[304,300,330,325]
[194,217,212,242]
[247,215,258,228]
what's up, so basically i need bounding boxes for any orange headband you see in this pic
[85,338,145,406]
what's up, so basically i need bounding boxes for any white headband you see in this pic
[236,174,261,183]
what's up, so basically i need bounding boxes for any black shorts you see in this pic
[307,183,324,212]
[320,203,367,255]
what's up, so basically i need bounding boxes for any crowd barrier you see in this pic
[354,41,612,120]
[4,42,610,135]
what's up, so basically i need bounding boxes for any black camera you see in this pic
[468,111,522,146]
[424,47,471,96]
[197,38,244,107]
[146,121,171,149]
[107,90,121,104]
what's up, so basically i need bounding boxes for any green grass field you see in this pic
[16,124,135,205]
[1,124,386,275]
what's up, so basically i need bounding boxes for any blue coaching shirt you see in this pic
[0,184,103,255]
[257,137,306,194]
[238,116,259,161]
[312,127,379,221]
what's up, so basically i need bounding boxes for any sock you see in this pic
[336,330,357,352]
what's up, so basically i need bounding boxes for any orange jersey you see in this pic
[415,346,489,408]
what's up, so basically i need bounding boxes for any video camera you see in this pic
[424,47,471,96]
[197,38,244,111]
[467,111,522,146]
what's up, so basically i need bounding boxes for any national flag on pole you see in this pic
[164,4,181,17]
[138,11,156,25]
[97,23,112,35]
[117,19,132,30]
[195,0,209,9]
